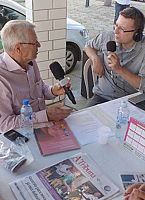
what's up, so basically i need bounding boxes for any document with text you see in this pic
[98,98,145,124]
[65,110,115,145]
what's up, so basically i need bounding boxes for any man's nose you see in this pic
[114,27,119,34]
[37,41,41,48]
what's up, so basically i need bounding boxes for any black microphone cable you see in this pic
[103,65,132,95]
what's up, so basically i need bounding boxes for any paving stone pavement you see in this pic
[66,0,145,111]
[67,0,145,39]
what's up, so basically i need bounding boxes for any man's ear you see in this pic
[14,43,22,54]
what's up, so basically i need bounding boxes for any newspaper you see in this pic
[9,153,120,200]
[119,172,145,191]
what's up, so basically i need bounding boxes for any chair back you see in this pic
[83,58,97,99]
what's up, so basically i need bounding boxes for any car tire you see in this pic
[66,45,77,74]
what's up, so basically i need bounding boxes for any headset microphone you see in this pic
[50,61,76,104]
[107,41,116,78]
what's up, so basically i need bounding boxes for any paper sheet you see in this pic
[65,110,115,145]
[98,98,145,124]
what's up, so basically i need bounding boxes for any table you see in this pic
[0,93,145,200]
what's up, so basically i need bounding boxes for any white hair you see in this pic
[1,20,36,52]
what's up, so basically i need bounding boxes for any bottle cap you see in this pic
[23,99,29,105]
[121,100,127,108]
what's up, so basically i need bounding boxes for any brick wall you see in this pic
[25,0,67,104]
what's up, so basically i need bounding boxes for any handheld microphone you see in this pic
[106,41,116,79]
[50,61,76,104]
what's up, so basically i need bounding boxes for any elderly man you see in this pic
[0,20,72,133]
[85,7,145,107]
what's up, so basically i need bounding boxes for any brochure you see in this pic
[10,153,120,200]
[34,120,80,156]
[119,173,145,190]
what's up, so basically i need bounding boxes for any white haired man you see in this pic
[0,20,72,133]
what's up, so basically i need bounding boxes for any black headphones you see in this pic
[133,29,143,42]
[131,7,144,42]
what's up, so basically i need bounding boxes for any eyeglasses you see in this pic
[20,41,40,46]
[114,24,136,33]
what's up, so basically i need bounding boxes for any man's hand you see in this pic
[107,51,122,73]
[52,77,72,96]
[0,195,4,200]
[46,101,72,121]
[124,183,145,200]
[92,56,105,78]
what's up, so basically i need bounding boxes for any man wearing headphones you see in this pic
[85,7,145,107]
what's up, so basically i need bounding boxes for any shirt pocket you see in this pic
[30,79,43,99]
[13,92,30,114]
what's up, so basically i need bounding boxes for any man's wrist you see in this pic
[51,86,58,97]
[92,55,99,63]
[115,65,123,75]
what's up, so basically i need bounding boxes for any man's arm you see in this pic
[0,91,71,134]
[116,66,141,89]
[108,51,141,89]
[85,45,105,78]
[0,89,49,133]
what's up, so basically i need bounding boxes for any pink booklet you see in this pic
[34,120,80,156]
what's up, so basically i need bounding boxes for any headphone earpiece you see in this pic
[133,30,143,42]
[130,7,144,42]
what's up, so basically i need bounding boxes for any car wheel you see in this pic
[66,45,77,74]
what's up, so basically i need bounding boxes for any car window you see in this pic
[0,5,25,53]
[0,5,25,30]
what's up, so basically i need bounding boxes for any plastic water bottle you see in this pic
[116,100,130,141]
[21,99,33,137]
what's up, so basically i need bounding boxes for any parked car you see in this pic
[0,0,90,73]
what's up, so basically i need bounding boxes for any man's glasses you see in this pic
[20,41,40,46]
[114,24,135,33]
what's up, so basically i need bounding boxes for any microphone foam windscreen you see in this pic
[50,61,65,80]
[107,41,116,52]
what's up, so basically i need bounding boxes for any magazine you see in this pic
[10,153,120,200]
[34,120,80,156]
[119,172,145,190]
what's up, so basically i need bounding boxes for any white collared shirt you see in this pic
[0,52,55,133]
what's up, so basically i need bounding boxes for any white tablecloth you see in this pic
[0,101,145,200]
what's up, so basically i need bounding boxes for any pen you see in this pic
[61,124,69,136]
